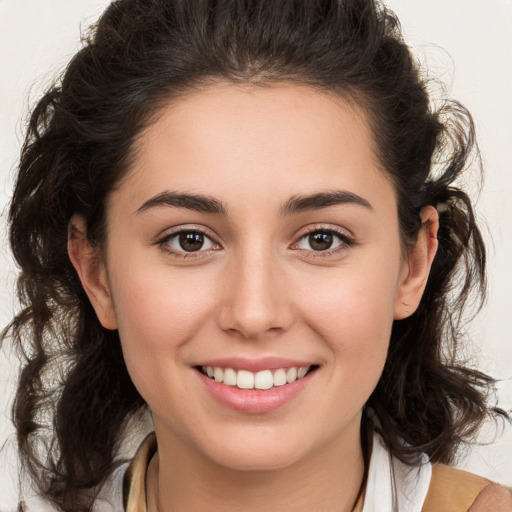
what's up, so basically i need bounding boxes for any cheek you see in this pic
[303,267,399,330]
[296,256,402,367]
[108,266,216,391]
[111,251,219,330]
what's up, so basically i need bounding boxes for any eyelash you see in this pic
[155,225,355,260]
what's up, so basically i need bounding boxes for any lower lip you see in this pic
[197,370,314,413]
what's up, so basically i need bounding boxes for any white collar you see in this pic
[362,434,432,512]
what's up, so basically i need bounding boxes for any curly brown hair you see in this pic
[3,0,506,510]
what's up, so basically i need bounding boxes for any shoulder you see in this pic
[422,464,512,512]
[469,483,512,512]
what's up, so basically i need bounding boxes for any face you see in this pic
[71,83,435,472]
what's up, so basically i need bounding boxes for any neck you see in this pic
[147,419,366,512]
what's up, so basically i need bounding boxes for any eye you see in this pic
[293,228,353,253]
[159,230,219,254]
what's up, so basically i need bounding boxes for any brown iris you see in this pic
[179,232,204,251]
[309,231,333,251]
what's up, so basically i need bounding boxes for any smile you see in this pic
[199,365,313,390]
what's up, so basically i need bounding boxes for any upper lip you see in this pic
[194,357,315,372]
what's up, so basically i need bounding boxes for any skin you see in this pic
[69,83,439,511]
[470,485,512,511]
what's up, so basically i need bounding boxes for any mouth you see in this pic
[196,364,319,391]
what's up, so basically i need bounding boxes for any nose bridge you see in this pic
[218,239,291,339]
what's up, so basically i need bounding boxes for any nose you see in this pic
[217,247,294,341]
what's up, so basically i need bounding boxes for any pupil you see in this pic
[309,232,333,251]
[179,232,204,252]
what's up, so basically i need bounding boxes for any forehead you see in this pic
[113,82,394,215]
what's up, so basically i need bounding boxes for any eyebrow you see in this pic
[281,190,373,215]
[135,189,372,216]
[136,191,227,215]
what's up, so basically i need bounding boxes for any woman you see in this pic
[4,0,511,510]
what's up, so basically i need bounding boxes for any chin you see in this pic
[212,448,305,472]
[195,431,316,472]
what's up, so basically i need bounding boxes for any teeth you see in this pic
[213,367,224,383]
[297,366,308,379]
[237,370,254,389]
[286,367,297,383]
[273,368,287,387]
[223,368,237,386]
[254,370,273,390]
[201,365,312,390]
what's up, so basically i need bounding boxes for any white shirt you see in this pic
[362,434,432,512]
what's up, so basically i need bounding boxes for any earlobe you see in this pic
[67,214,117,330]
[394,206,439,320]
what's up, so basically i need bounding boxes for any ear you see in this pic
[67,214,117,330]
[394,206,439,320]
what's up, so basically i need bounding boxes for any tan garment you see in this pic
[123,433,502,512]
[124,433,157,512]
[421,464,493,512]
